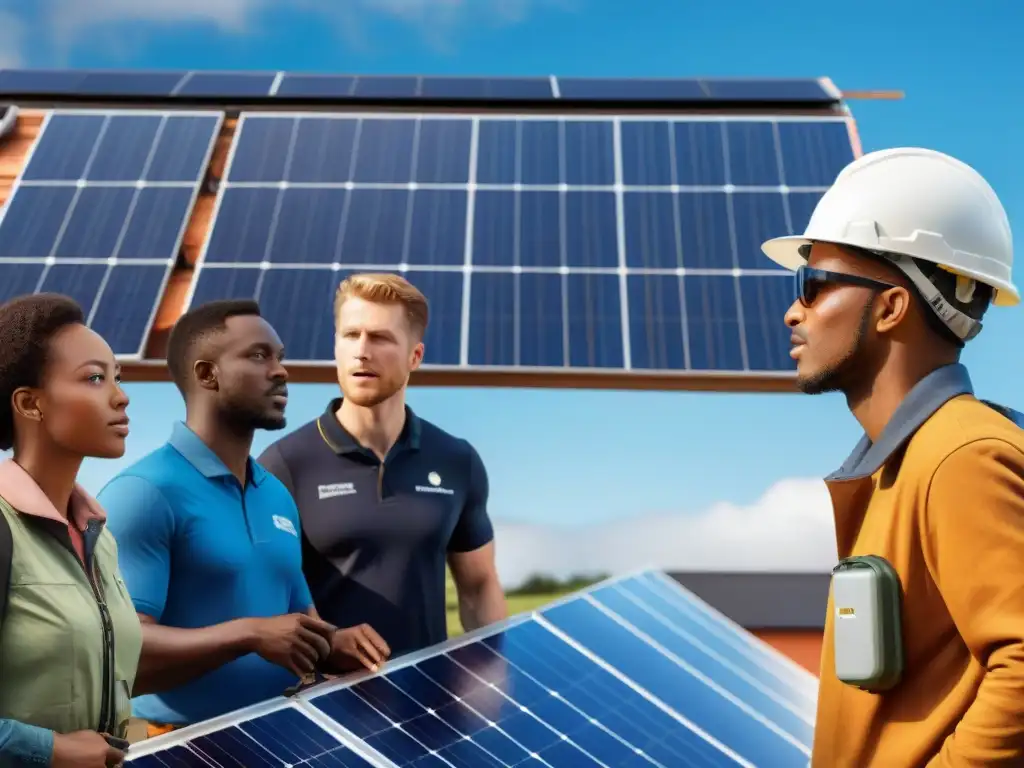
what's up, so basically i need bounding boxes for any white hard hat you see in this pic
[762,147,1018,341]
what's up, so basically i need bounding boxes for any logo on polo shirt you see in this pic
[272,515,298,536]
[318,482,356,500]
[416,472,454,496]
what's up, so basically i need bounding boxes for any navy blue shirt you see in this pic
[100,422,313,725]
[257,400,493,656]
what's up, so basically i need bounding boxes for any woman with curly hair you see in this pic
[0,293,141,767]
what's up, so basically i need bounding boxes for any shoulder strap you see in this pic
[0,510,11,631]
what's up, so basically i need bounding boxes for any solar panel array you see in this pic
[0,69,842,105]
[126,570,819,767]
[184,111,855,374]
[0,82,857,377]
[0,109,222,356]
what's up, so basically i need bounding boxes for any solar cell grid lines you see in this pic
[187,111,855,376]
[127,570,818,767]
[0,108,223,357]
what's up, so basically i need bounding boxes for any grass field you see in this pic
[444,568,570,637]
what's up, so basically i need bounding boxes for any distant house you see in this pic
[669,571,830,675]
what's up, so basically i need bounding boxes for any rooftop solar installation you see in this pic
[0,108,222,356]
[183,111,855,375]
[125,570,818,767]
[0,69,843,105]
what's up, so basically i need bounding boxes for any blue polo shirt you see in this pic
[99,422,313,725]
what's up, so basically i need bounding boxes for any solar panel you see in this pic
[0,69,842,105]
[0,109,223,357]
[126,570,818,767]
[185,111,854,375]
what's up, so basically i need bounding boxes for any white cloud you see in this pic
[4,0,563,60]
[494,477,838,588]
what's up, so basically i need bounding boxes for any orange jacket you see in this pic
[813,364,1024,767]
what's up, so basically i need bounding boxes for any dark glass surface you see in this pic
[622,192,680,269]
[0,263,46,302]
[676,192,733,270]
[557,78,707,101]
[198,113,853,372]
[146,115,223,182]
[228,116,297,183]
[467,272,565,368]
[589,584,814,746]
[37,263,107,319]
[415,119,472,184]
[776,120,854,187]
[620,121,673,187]
[43,186,193,261]
[563,121,615,186]
[176,72,276,97]
[204,188,279,263]
[566,273,623,369]
[786,190,824,235]
[338,189,409,264]
[0,186,77,258]
[252,268,339,361]
[289,117,359,183]
[682,275,745,371]
[542,600,812,767]
[21,112,218,183]
[673,121,728,186]
[353,119,416,183]
[627,274,686,371]
[703,78,831,102]
[21,114,106,181]
[275,74,357,98]
[738,275,797,372]
[419,76,553,100]
[565,192,617,268]
[619,573,820,713]
[312,618,740,766]
[352,76,421,98]
[88,264,170,356]
[84,114,163,182]
[0,69,185,96]
[129,706,374,766]
[725,122,781,186]
[729,192,789,270]
[188,266,261,306]
[475,120,518,185]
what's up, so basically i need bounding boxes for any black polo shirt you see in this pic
[256,399,494,657]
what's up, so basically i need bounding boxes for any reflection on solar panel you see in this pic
[126,570,818,767]
[0,109,222,356]
[185,112,854,374]
[0,69,842,105]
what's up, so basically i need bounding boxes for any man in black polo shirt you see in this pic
[258,273,507,659]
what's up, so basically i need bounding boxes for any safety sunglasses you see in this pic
[795,265,900,308]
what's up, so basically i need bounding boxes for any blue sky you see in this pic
[2,0,1022,578]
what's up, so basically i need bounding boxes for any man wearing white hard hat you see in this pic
[761,147,1024,766]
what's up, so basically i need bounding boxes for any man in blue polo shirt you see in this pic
[101,300,388,732]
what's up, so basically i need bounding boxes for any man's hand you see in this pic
[330,624,391,673]
[51,730,125,768]
[250,613,336,677]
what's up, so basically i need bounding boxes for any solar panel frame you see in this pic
[127,570,818,766]
[184,110,854,379]
[0,70,844,106]
[0,107,224,358]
